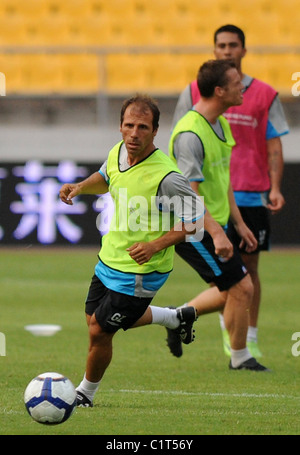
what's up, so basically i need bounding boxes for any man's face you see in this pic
[221,67,244,107]
[120,104,157,161]
[214,32,246,69]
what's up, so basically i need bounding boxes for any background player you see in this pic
[171,24,289,358]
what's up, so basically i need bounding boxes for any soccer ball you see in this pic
[24,372,77,424]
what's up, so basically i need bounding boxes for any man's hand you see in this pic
[59,172,109,205]
[127,242,158,265]
[59,183,81,205]
[213,231,234,261]
[235,223,258,253]
[267,189,285,215]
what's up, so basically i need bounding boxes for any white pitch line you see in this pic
[108,389,300,400]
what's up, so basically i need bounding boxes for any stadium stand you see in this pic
[0,0,299,95]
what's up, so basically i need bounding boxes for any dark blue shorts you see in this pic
[227,206,270,254]
[85,274,152,333]
[175,231,248,292]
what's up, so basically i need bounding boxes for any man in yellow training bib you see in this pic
[60,94,210,407]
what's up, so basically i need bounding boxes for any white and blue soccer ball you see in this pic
[24,372,77,424]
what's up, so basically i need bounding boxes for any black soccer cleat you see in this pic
[166,327,183,358]
[166,306,197,357]
[229,357,271,372]
[176,306,197,344]
[76,391,93,408]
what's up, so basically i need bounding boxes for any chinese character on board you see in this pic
[10,161,88,244]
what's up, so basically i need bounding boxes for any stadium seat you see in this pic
[0,54,24,93]
[66,15,110,46]
[21,54,65,93]
[0,0,299,95]
[25,15,72,46]
[15,0,47,16]
[0,53,101,94]
[105,52,212,95]
[277,13,300,46]
[60,54,101,93]
[265,53,300,94]
[148,53,211,93]
[133,0,175,17]
[106,53,149,94]
[243,51,300,95]
[0,14,28,46]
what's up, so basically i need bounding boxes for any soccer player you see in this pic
[60,94,210,407]
[167,59,270,372]
[171,24,289,358]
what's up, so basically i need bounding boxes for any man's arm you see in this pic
[171,85,193,129]
[267,136,285,214]
[59,172,109,205]
[127,219,202,265]
[172,135,233,260]
[190,180,234,260]
[128,171,205,265]
[228,182,257,253]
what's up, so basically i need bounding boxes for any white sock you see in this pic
[219,313,226,331]
[230,347,252,368]
[149,306,179,329]
[247,326,258,343]
[76,373,101,402]
[178,302,189,308]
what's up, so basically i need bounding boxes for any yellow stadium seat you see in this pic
[243,51,299,96]
[0,15,28,46]
[277,13,300,46]
[145,53,207,94]
[106,53,149,95]
[14,0,47,16]
[106,52,212,96]
[132,0,174,17]
[0,54,25,94]
[0,0,299,95]
[73,15,133,47]
[265,53,300,95]
[0,0,23,16]
[60,54,102,93]
[23,15,71,46]
[0,52,102,94]
[159,14,199,46]
[97,0,134,15]
[21,54,65,93]
[47,0,92,20]
[121,14,162,47]
[0,54,61,93]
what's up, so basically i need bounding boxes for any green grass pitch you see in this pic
[0,247,300,435]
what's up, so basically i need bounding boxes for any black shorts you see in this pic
[175,231,248,292]
[85,275,152,333]
[227,206,270,254]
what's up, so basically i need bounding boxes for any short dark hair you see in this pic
[214,24,245,48]
[197,59,237,98]
[120,94,160,131]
